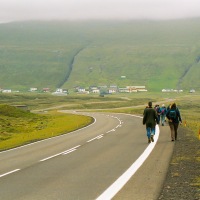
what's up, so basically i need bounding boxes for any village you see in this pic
[0,85,147,95]
[0,85,196,95]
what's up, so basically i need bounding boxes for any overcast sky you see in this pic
[1,0,200,22]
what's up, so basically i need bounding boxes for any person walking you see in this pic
[166,102,182,141]
[160,104,167,126]
[154,104,161,124]
[143,102,159,143]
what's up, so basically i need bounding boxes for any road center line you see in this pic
[0,169,20,178]
[40,145,81,162]
[40,152,64,162]
[62,145,81,154]
[62,149,76,155]
[106,129,115,133]
[87,134,104,143]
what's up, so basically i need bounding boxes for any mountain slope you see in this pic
[0,19,199,92]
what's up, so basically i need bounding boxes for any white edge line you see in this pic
[96,125,160,200]
[0,169,20,178]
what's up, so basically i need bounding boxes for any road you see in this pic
[0,112,164,200]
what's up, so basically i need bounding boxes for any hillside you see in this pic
[0,19,199,92]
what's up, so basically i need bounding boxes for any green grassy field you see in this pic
[0,92,199,152]
[0,104,94,151]
[0,19,200,92]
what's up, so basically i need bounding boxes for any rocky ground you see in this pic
[158,127,200,200]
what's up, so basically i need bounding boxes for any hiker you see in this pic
[160,104,167,126]
[143,102,159,143]
[166,102,182,141]
[143,105,149,115]
[155,104,161,124]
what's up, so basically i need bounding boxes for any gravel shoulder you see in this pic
[158,126,200,200]
[113,125,200,200]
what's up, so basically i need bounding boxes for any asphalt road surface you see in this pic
[0,112,171,200]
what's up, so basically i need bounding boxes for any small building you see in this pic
[119,88,133,93]
[42,88,50,93]
[56,88,63,93]
[90,87,100,93]
[78,88,86,93]
[189,89,195,93]
[126,86,147,92]
[108,88,117,94]
[2,89,12,93]
[62,89,68,94]
[29,88,37,92]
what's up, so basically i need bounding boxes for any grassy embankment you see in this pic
[0,104,93,151]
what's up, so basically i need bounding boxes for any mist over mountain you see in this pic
[0,19,199,92]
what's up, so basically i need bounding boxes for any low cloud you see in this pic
[0,0,200,22]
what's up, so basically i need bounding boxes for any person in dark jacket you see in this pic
[155,104,161,124]
[143,102,159,143]
[160,104,167,126]
[166,102,182,141]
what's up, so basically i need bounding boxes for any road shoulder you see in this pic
[113,125,173,200]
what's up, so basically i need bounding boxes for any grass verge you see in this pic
[0,105,93,151]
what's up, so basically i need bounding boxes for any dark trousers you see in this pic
[169,122,179,140]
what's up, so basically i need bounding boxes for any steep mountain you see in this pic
[0,19,199,92]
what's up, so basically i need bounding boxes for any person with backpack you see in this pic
[166,102,182,141]
[160,104,167,126]
[143,102,159,143]
[154,104,161,124]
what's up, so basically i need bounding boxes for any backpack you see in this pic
[161,108,165,115]
[169,109,177,119]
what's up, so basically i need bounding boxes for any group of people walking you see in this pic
[143,101,182,143]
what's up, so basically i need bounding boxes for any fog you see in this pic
[1,0,200,22]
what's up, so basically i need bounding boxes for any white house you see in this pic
[91,88,100,93]
[126,86,146,92]
[2,89,12,93]
[29,88,37,92]
[190,89,195,93]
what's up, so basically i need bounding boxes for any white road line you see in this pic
[87,138,97,143]
[106,129,115,133]
[69,145,81,150]
[62,149,76,155]
[96,125,160,200]
[0,169,20,178]
[87,134,104,143]
[40,145,81,162]
[40,152,64,162]
[63,145,81,154]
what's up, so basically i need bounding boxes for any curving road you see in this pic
[0,112,161,200]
